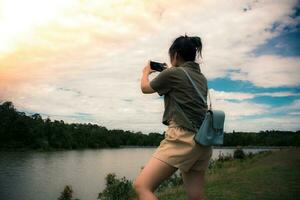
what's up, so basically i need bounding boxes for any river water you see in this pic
[0,147,282,200]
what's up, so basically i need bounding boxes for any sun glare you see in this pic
[0,0,135,55]
[0,0,75,54]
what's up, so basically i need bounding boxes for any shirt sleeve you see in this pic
[149,68,174,96]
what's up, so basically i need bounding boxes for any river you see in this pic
[0,147,283,200]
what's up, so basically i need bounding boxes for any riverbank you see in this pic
[156,147,300,200]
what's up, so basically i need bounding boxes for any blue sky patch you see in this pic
[252,4,300,57]
[248,95,299,107]
[252,28,300,57]
[209,77,300,94]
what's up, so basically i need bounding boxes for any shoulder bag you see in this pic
[171,67,225,146]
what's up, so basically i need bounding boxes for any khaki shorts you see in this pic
[152,120,213,173]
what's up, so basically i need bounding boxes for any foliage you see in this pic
[97,173,136,200]
[224,129,300,146]
[1,101,300,151]
[0,101,164,150]
[57,185,80,200]
[156,172,184,192]
[56,172,184,200]
[208,148,265,174]
[233,148,246,159]
[217,151,234,162]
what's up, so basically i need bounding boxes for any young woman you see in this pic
[134,35,213,200]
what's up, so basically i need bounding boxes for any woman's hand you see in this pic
[141,60,156,94]
[143,60,156,75]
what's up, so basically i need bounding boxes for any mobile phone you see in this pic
[150,60,167,72]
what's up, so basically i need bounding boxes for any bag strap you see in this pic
[178,67,212,109]
[168,66,210,132]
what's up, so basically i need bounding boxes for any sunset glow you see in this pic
[0,0,299,133]
[0,0,76,53]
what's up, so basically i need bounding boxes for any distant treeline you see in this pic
[0,101,299,150]
[0,101,163,150]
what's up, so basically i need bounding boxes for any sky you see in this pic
[0,0,299,134]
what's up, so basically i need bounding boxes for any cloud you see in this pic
[228,55,300,88]
[272,99,300,112]
[209,88,300,101]
[226,115,300,132]
[255,91,300,97]
[210,99,270,119]
[209,90,300,132]
[210,89,256,100]
[1,0,299,85]
[7,81,167,133]
[1,0,299,133]
[288,112,300,115]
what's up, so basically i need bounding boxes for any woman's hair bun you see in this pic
[169,34,203,61]
[189,36,202,58]
[189,36,202,48]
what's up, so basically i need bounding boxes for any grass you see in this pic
[155,148,300,200]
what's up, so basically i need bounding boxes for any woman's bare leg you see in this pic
[181,169,206,200]
[133,156,178,200]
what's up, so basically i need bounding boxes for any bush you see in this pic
[58,185,80,200]
[97,173,136,200]
[156,172,183,192]
[217,152,234,162]
[233,148,245,159]
[247,152,254,158]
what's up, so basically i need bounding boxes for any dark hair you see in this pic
[168,34,202,62]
